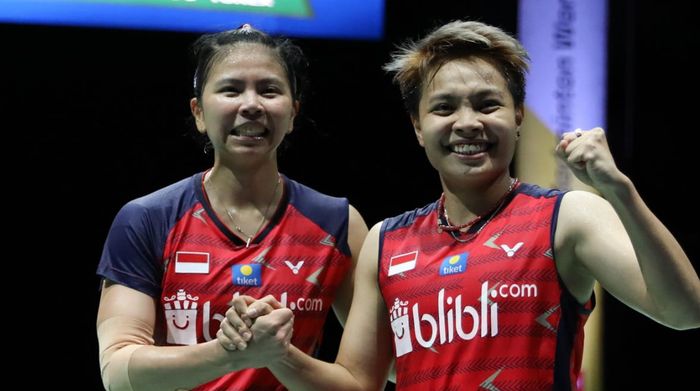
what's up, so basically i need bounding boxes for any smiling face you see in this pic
[412,57,523,185]
[190,42,298,167]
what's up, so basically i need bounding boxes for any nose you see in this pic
[452,106,483,134]
[240,91,263,118]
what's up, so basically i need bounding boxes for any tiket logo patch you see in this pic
[439,252,468,276]
[232,264,262,286]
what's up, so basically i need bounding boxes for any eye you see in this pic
[219,86,241,96]
[479,100,502,114]
[431,102,454,115]
[260,85,284,98]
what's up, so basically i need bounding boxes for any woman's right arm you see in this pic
[97,280,292,391]
[265,222,394,391]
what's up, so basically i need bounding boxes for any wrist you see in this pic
[208,339,250,372]
[267,344,300,373]
[597,174,635,203]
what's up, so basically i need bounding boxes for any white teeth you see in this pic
[451,143,487,154]
[233,124,266,137]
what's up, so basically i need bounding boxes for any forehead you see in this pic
[209,42,287,79]
[423,57,508,95]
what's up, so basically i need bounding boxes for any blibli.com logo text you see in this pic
[390,281,538,357]
[163,289,325,345]
[231,291,324,312]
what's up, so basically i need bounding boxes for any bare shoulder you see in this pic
[555,190,616,302]
[558,190,616,235]
[331,205,369,325]
[363,221,383,250]
[560,189,612,213]
[348,203,362,218]
[348,204,367,229]
[557,189,623,259]
[347,204,369,254]
[357,222,383,269]
[367,221,383,242]
[369,220,384,233]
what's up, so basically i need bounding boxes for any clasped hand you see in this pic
[216,294,294,367]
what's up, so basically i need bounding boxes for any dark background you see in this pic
[6,0,698,389]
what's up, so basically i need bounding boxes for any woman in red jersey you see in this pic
[96,24,368,390]
[221,20,700,391]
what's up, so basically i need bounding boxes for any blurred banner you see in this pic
[517,0,608,389]
[0,0,384,40]
[517,0,608,190]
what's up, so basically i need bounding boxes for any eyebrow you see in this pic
[473,88,505,98]
[213,76,286,87]
[427,88,505,103]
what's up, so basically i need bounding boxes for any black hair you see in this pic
[192,24,308,102]
[190,24,310,153]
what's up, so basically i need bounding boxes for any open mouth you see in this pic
[230,123,269,139]
[448,142,491,156]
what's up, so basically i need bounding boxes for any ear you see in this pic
[411,115,425,147]
[287,100,300,134]
[190,98,206,134]
[515,105,524,127]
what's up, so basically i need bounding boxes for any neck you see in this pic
[441,174,516,226]
[205,165,281,210]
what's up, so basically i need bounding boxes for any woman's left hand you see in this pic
[555,127,627,191]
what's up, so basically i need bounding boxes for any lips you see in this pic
[230,122,267,137]
[448,142,491,155]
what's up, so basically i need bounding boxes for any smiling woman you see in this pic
[217,19,700,391]
[95,24,368,391]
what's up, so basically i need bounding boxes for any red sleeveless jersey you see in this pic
[378,184,593,391]
[99,173,352,390]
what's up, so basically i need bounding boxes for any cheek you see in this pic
[272,105,296,125]
[420,119,449,138]
[202,108,227,128]
[202,100,231,119]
